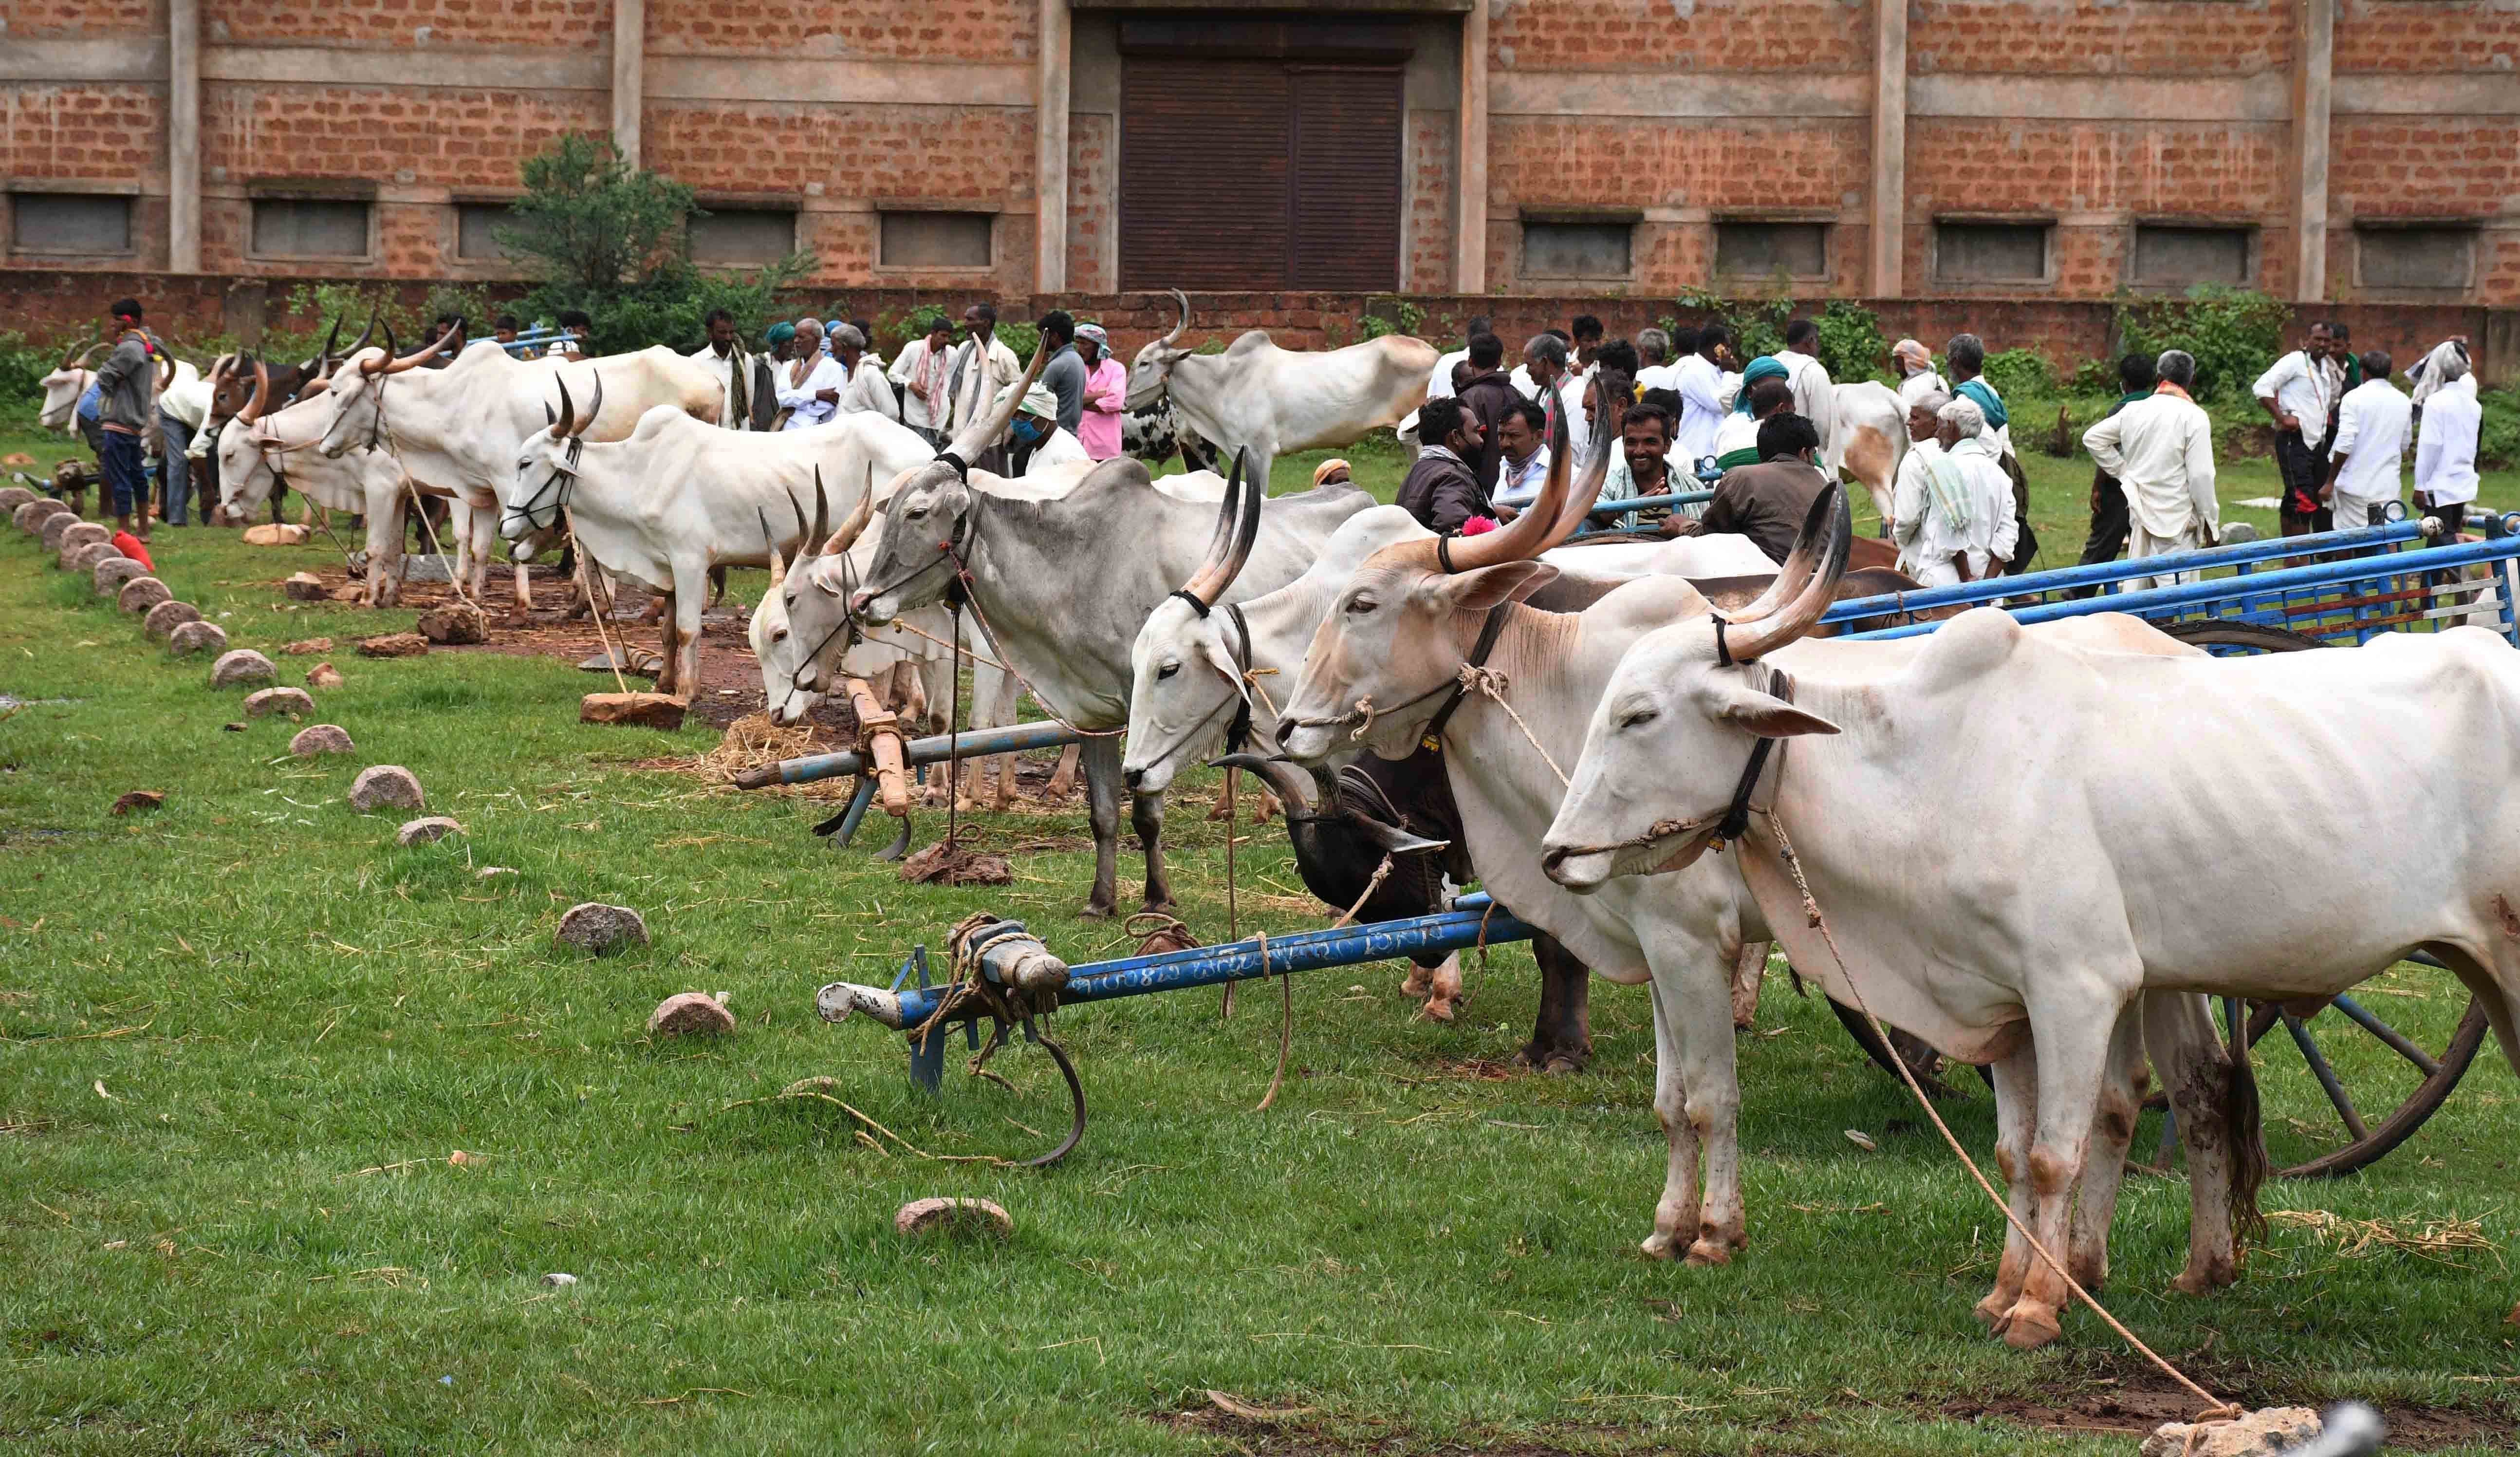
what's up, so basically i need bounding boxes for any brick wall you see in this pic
[2,0,158,38]
[1909,0,2290,75]
[1,85,167,185]
[2334,0,2520,71]
[1490,0,1871,72]
[200,0,606,50]
[644,0,1036,60]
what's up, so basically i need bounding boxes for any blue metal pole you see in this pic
[1584,488,1714,520]
[735,719,1084,789]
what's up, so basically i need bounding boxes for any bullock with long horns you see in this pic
[824,344,1373,917]
[1125,288,1439,494]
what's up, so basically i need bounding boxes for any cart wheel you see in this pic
[2231,991,2492,1179]
[2158,620,2330,656]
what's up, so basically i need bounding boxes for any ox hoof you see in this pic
[1683,1239,1734,1268]
[1079,904,1116,922]
[1971,1292,2010,1329]
[1995,1304,2062,1350]
[1205,801,1234,822]
[1542,1054,1583,1076]
[1640,1233,1686,1262]
[2170,1261,2236,1296]
[1420,996,1457,1024]
[1399,967,1434,999]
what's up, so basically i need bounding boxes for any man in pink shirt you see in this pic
[1072,323,1128,461]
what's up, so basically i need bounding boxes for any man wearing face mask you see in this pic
[981,381,1089,477]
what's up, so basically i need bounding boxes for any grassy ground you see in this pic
[4,415,2519,1456]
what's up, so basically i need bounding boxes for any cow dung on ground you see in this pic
[93,557,146,596]
[166,621,228,658]
[282,572,329,601]
[894,1198,1014,1240]
[307,662,345,689]
[63,540,123,575]
[208,648,277,689]
[348,765,425,813]
[395,816,464,846]
[556,902,648,955]
[242,686,316,718]
[289,723,355,756]
[646,991,733,1036]
[281,636,334,655]
[417,603,488,645]
[117,576,172,614]
[143,600,203,640]
[355,633,429,658]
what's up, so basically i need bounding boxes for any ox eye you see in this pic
[1156,662,1179,680]
[906,506,928,521]
[772,629,789,644]
[1344,595,1377,616]
[1619,709,1658,730]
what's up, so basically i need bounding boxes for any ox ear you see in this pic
[1433,560,1558,615]
[1715,682,1839,739]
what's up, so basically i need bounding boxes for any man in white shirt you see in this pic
[2413,347,2481,538]
[1775,317,1837,483]
[1672,323,1735,471]
[2082,350,2219,588]
[1634,328,1679,395]
[1522,334,1589,464]
[155,364,213,526]
[2325,351,2410,534]
[944,302,1024,436]
[889,316,957,444]
[1892,394,2017,586]
[1891,337,1946,411]
[687,308,759,430]
[2251,321,2345,536]
[774,318,847,431]
[1424,316,1488,403]
[1883,386,1948,556]
[830,324,900,421]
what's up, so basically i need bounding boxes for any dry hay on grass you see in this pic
[2266,1210,2503,1270]
[675,712,856,801]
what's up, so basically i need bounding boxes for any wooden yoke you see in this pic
[844,677,912,819]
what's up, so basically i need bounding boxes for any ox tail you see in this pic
[2224,1022,2269,1252]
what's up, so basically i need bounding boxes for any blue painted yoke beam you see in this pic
[734,719,1083,789]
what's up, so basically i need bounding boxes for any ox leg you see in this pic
[2065,1005,2151,1294]
[1654,934,1746,1263]
[1638,975,1705,1262]
[1207,776,1237,822]
[1994,1007,2119,1350]
[1253,785,1279,825]
[1131,786,1173,914]
[368,492,404,609]
[1518,933,1592,1074]
[1731,941,1770,1030]
[668,568,706,701]
[2148,993,2247,1297]
[1042,742,1082,803]
[512,560,532,619]
[1974,1048,2041,1330]
[1079,736,1125,920]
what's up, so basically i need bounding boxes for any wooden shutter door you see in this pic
[1287,66,1403,291]
[1120,60,1292,291]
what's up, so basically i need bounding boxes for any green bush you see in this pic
[1662,289,1890,384]
[1980,347,2056,401]
[2481,387,2519,471]
[2111,284,2291,404]
[0,330,60,405]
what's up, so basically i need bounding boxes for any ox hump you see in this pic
[1905,605,2026,692]
[1224,330,1276,359]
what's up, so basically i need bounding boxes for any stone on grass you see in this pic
[307,662,345,689]
[39,512,85,551]
[117,576,172,614]
[416,603,487,645]
[54,520,109,556]
[0,484,35,512]
[242,686,315,718]
[2141,1408,2320,1457]
[93,556,146,596]
[62,540,122,574]
[894,1198,1013,1240]
[540,1272,578,1289]
[281,636,334,655]
[355,633,429,658]
[143,599,202,640]
[556,902,648,955]
[395,816,463,846]
[348,765,425,814]
[17,497,72,533]
[580,692,686,730]
[646,991,733,1036]
[289,723,356,756]
[166,621,227,658]
[283,572,329,601]
[208,648,277,689]
[241,523,310,546]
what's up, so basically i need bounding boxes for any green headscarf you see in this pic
[764,321,797,350]
[1732,355,1788,415]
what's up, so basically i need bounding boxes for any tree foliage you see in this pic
[1663,289,1891,384]
[2111,285,2293,405]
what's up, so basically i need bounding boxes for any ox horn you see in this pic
[58,336,100,370]
[822,464,878,558]
[1213,448,1265,598]
[303,315,345,374]
[1438,379,1593,572]
[1159,288,1191,349]
[781,483,814,561]
[339,313,377,366]
[383,317,462,375]
[362,322,397,375]
[943,337,1054,463]
[1537,372,1620,552]
[571,369,604,439]
[551,373,577,437]
[760,506,788,588]
[1172,449,1248,609]
[238,356,273,425]
[1713,482,1852,663]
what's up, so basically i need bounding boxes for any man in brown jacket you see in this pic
[1671,412,1827,564]
[1452,331,1522,496]
[1395,396,1488,537]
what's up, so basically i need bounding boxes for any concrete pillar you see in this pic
[1035,0,1072,295]
[1455,1,1488,294]
[612,0,645,166]
[2293,0,2334,303]
[1868,0,1906,298]
[168,0,200,273]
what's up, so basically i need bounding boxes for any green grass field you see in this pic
[4,415,2518,1456]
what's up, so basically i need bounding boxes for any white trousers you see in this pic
[2129,521,2207,591]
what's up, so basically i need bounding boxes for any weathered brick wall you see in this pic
[0,85,167,184]
[1065,112,1113,295]
[199,85,604,193]
[1909,0,2290,74]
[199,0,604,49]
[645,0,1036,60]
[2331,118,2518,219]
[2334,0,2519,71]
[0,0,158,38]
[1489,0,1871,72]
[1404,108,1454,293]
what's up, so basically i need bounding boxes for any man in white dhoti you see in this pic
[2082,349,2219,589]
[1892,394,2017,586]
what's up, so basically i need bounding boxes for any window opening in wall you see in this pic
[2356,225,2476,292]
[1522,221,1633,280]
[1715,222,1828,280]
[252,199,370,259]
[879,211,995,269]
[2130,224,2250,288]
[455,203,521,262]
[10,193,133,255]
[1935,221,2048,284]
[688,208,799,267]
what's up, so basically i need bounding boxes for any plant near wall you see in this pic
[1663,289,1890,385]
[1359,297,1426,341]
[492,133,815,353]
[2111,284,2292,404]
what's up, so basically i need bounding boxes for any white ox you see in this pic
[1827,379,1908,509]
[1540,509,2520,1348]
[308,325,721,612]
[1126,289,1436,490]
[37,340,105,433]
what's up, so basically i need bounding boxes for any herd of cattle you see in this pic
[28,311,2520,1352]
